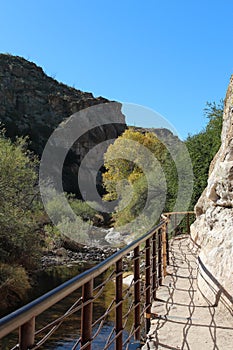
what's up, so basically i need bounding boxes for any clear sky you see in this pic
[1,0,233,139]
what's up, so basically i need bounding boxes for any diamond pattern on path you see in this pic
[142,236,233,350]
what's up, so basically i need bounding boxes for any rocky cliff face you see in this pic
[0,54,126,193]
[191,76,233,314]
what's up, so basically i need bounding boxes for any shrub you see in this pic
[0,263,31,311]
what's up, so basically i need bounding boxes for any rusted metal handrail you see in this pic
[0,212,193,350]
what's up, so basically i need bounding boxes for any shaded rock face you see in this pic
[0,54,126,193]
[191,76,233,313]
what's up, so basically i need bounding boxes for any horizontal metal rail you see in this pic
[0,212,193,349]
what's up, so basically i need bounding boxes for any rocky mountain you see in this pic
[130,125,180,145]
[191,75,233,315]
[0,54,126,193]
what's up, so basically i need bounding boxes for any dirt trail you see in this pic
[142,236,233,350]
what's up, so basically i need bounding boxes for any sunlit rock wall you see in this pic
[191,76,233,314]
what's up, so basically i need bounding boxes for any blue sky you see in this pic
[0,0,233,139]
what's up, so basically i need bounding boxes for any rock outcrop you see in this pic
[191,76,233,315]
[0,54,126,193]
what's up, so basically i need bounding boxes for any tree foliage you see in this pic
[0,131,42,309]
[103,129,166,200]
[0,131,41,268]
[103,101,223,231]
[103,128,170,230]
[185,101,223,207]
[43,190,100,246]
[0,263,31,311]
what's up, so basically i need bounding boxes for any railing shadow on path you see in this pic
[143,233,233,350]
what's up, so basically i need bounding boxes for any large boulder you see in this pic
[191,76,233,314]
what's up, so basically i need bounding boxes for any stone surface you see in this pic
[0,54,126,193]
[41,245,118,269]
[104,228,131,246]
[142,237,233,350]
[191,75,233,313]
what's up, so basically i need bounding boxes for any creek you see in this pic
[1,262,131,349]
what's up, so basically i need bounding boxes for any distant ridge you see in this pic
[0,54,126,193]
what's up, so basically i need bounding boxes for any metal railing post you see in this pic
[134,246,141,341]
[116,258,123,350]
[158,228,162,285]
[162,224,167,277]
[152,232,157,300]
[145,238,151,333]
[81,279,93,350]
[19,317,35,350]
[165,220,170,266]
[174,213,178,236]
[187,212,190,235]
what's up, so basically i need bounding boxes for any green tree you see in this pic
[0,132,40,268]
[0,131,43,309]
[185,101,223,207]
[43,191,99,246]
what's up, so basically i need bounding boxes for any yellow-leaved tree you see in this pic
[103,128,168,231]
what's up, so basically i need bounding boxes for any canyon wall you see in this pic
[0,54,126,193]
[191,76,233,314]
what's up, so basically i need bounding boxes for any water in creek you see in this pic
[1,263,133,349]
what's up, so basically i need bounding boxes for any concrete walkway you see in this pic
[142,236,233,350]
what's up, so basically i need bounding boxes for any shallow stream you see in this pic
[1,263,131,349]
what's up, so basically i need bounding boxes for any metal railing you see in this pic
[0,212,194,350]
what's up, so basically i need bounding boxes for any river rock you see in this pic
[191,75,233,314]
[105,228,130,246]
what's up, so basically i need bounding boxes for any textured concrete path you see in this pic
[142,236,233,350]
